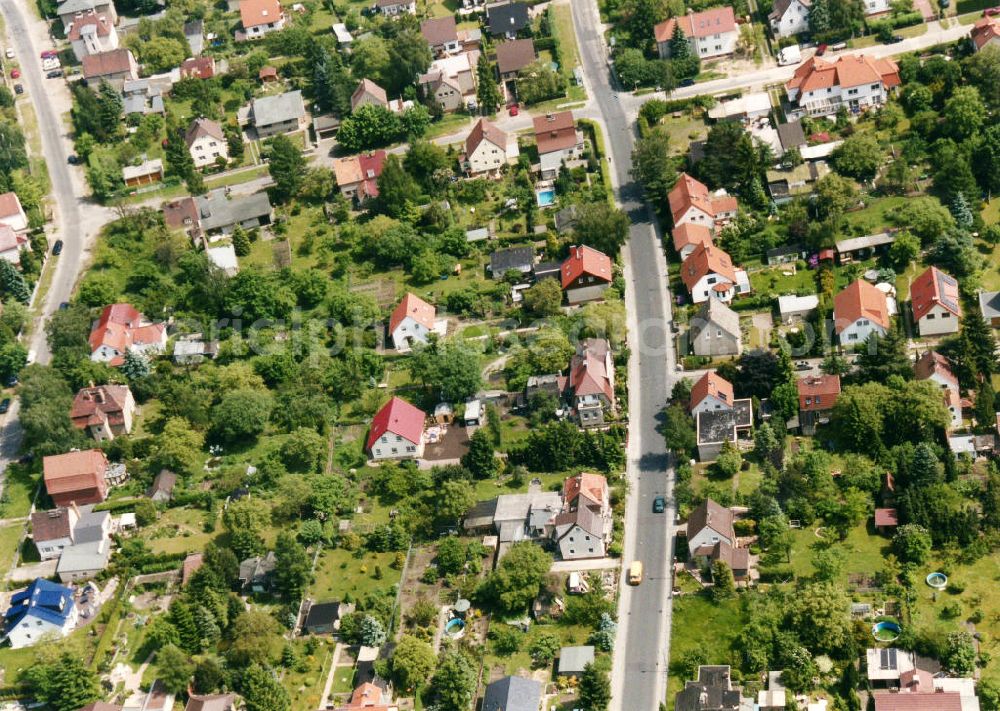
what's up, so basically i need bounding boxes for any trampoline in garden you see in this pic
[926,572,948,590]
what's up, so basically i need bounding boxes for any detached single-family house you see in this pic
[332,683,395,711]
[302,601,354,634]
[194,190,274,236]
[561,244,612,304]
[351,78,389,112]
[676,666,752,711]
[680,242,750,304]
[553,473,611,560]
[421,16,460,55]
[696,396,753,460]
[668,173,738,229]
[972,16,1000,51]
[654,7,738,60]
[70,384,135,442]
[0,225,30,265]
[3,579,78,648]
[914,350,963,430]
[185,694,234,711]
[185,118,229,169]
[564,338,616,427]
[43,450,110,507]
[490,246,534,280]
[672,222,713,261]
[89,303,167,365]
[690,298,742,357]
[769,0,811,37]
[333,151,387,204]
[766,161,831,203]
[31,504,111,576]
[463,118,512,176]
[389,292,437,351]
[797,374,840,435]
[122,159,164,188]
[374,0,416,16]
[686,498,735,562]
[250,90,306,138]
[81,48,138,89]
[833,279,890,345]
[367,396,426,461]
[785,54,901,118]
[980,290,1000,327]
[482,676,543,711]
[910,266,961,337]
[558,646,596,678]
[238,551,277,593]
[67,11,118,61]
[332,23,353,49]
[147,470,177,502]
[419,51,479,112]
[495,38,536,80]
[56,0,117,28]
[533,111,585,179]
[862,0,891,15]
[238,0,285,41]
[31,509,77,561]
[0,192,28,232]
[689,371,735,416]
[180,56,216,79]
[486,0,530,37]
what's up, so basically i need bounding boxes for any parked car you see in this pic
[42,58,59,70]
[4,375,17,387]
[508,103,519,116]
[9,68,19,78]
[4,48,13,59]
[795,360,812,371]
[887,34,904,43]
[653,496,666,513]
[40,50,58,59]
[0,399,11,414]
[679,77,695,87]
[58,301,69,310]
[52,239,63,255]
[13,84,23,95]
[67,154,79,165]
[46,69,62,78]
[816,43,828,55]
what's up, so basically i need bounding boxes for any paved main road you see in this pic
[570,1,677,710]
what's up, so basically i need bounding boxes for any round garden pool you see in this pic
[926,572,948,590]
[872,621,901,642]
[444,617,466,639]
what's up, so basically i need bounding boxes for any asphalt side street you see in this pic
[570,2,678,710]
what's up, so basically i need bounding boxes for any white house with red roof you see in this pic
[972,16,1000,51]
[910,266,960,337]
[533,112,585,179]
[332,151,387,205]
[833,279,891,345]
[671,222,713,260]
[797,374,840,434]
[367,396,426,461]
[786,54,900,118]
[238,0,285,40]
[654,7,738,59]
[680,241,749,304]
[563,338,615,427]
[689,371,735,416]
[89,304,167,366]
[66,11,118,62]
[553,472,612,560]
[0,225,29,265]
[0,192,28,233]
[914,350,962,430]
[389,293,443,351]
[462,118,514,176]
[668,173,738,230]
[560,245,612,304]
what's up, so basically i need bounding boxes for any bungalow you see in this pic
[495,38,536,80]
[766,243,807,266]
[668,173,738,229]
[389,292,438,351]
[421,16,460,55]
[777,294,819,324]
[653,7,738,60]
[0,225,29,265]
[561,244,612,304]
[81,48,138,89]
[185,118,229,169]
[766,160,831,203]
[972,16,1000,51]
[463,118,513,176]
[67,11,118,61]
[180,56,216,79]
[696,399,753,460]
[174,334,220,364]
[486,0,530,38]
[147,470,177,502]
[797,374,840,435]
[914,350,962,430]
[238,0,285,41]
[671,222,713,261]
[3,579,78,648]
[680,242,750,304]
[374,0,416,16]
[833,280,891,345]
[0,192,28,232]
[557,646,595,678]
[195,190,274,236]
[490,246,534,280]
[70,384,135,442]
[980,290,1000,327]
[250,90,306,138]
[553,473,611,560]
[836,231,897,264]
[418,51,479,112]
[332,22,353,49]
[89,303,167,365]
[482,676,543,711]
[769,0,811,37]
[238,551,277,592]
[43,450,109,507]
[689,299,742,357]
[910,266,960,337]
[122,159,164,188]
[56,0,117,27]
[564,338,616,427]
[689,371,735,416]
[776,120,807,154]
[302,601,354,634]
[333,151,387,204]
[367,396,426,461]
[533,111,585,179]
[676,667,752,711]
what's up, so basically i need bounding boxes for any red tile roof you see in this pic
[568,339,614,402]
[561,245,612,289]
[787,54,900,96]
[240,0,282,29]
[833,280,890,334]
[182,553,204,585]
[914,350,959,389]
[563,472,607,508]
[972,16,1000,50]
[910,265,960,321]
[367,396,426,450]
[680,242,738,293]
[67,11,113,41]
[82,48,134,79]
[0,192,24,221]
[689,371,733,411]
[872,692,962,711]
[671,222,713,254]
[465,118,508,157]
[668,173,713,224]
[163,197,199,230]
[797,374,840,412]
[88,303,165,365]
[180,57,216,79]
[70,384,132,431]
[874,508,898,527]
[43,450,108,499]
[654,6,736,43]
[0,225,28,255]
[532,111,578,155]
[389,292,435,334]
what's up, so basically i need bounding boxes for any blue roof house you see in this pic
[3,579,77,648]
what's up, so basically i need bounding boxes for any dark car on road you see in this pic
[653,496,666,513]
[0,399,10,414]
[46,69,62,78]
[13,84,22,95]
[679,78,695,87]
[52,239,63,255]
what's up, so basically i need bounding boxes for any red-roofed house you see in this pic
[833,280,891,344]
[911,266,960,336]
[180,57,216,80]
[70,384,136,442]
[563,472,608,511]
[554,472,612,560]
[43,450,110,506]
[389,292,437,351]
[89,303,167,366]
[0,192,28,232]
[238,0,285,40]
[333,682,395,711]
[972,16,1000,51]
[671,222,713,260]
[689,371,735,416]
[873,691,963,711]
[0,225,29,265]
[667,173,738,229]
[66,11,118,62]
[332,151,387,204]
[532,112,585,179]
[561,245,612,304]
[797,374,840,434]
[462,118,511,176]
[785,54,900,117]
[874,507,898,534]
[914,351,962,430]
[81,48,138,89]
[680,242,749,304]
[654,7,738,59]
[367,397,426,461]
[564,338,616,427]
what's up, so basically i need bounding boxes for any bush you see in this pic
[941,602,963,619]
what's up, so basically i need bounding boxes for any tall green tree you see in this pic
[241,664,290,711]
[429,651,477,711]
[476,52,503,114]
[578,661,612,711]
[374,154,418,219]
[21,653,101,711]
[461,429,499,479]
[273,532,311,601]
[268,134,306,202]
[477,541,552,614]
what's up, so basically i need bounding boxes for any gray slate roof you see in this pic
[490,246,534,276]
[980,290,1000,320]
[251,90,305,127]
[691,299,740,338]
[481,675,543,711]
[557,645,595,674]
[195,190,272,232]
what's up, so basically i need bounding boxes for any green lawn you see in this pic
[0,524,23,574]
[283,639,335,711]
[482,621,592,678]
[842,196,912,234]
[749,264,816,297]
[787,522,890,580]
[0,464,38,519]
[307,548,402,601]
[667,594,744,704]
[143,507,215,556]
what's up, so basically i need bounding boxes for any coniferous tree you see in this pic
[476,52,502,114]
[669,21,691,59]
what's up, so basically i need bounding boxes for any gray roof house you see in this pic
[238,551,277,593]
[195,190,273,235]
[980,290,1000,327]
[57,539,111,582]
[689,299,741,358]
[557,645,595,677]
[481,675,543,711]
[57,0,117,26]
[490,246,534,279]
[776,120,806,153]
[250,90,307,138]
[147,470,177,502]
[675,665,750,711]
